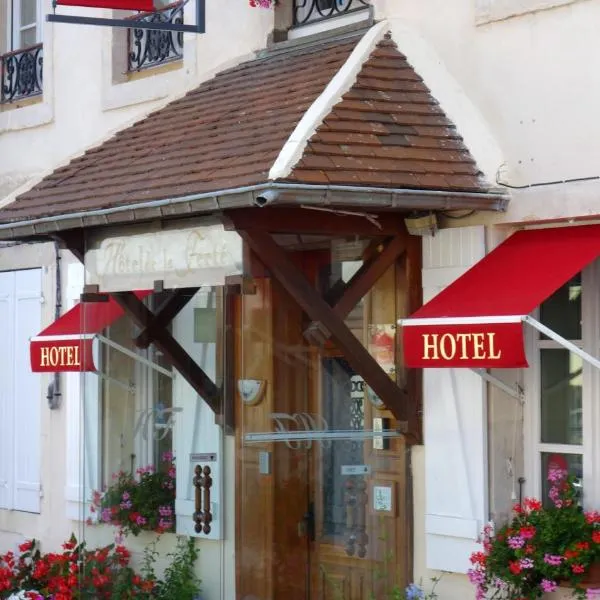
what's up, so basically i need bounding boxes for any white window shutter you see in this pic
[0,272,16,510]
[422,227,488,573]
[13,269,43,513]
[173,290,223,540]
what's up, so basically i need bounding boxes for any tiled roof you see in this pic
[287,37,484,191]
[0,29,489,227]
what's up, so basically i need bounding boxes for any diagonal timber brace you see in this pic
[305,234,407,342]
[134,287,199,348]
[112,291,221,415]
[239,229,418,443]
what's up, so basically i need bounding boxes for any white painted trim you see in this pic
[268,19,389,180]
[31,333,95,342]
[400,315,523,326]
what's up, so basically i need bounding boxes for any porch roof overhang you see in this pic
[400,224,600,371]
[0,24,508,244]
[0,182,508,242]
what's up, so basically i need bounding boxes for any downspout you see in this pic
[46,242,62,409]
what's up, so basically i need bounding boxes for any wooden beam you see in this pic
[239,229,417,443]
[112,291,221,415]
[305,235,406,343]
[52,230,85,264]
[335,235,406,318]
[134,287,199,349]
[226,207,408,236]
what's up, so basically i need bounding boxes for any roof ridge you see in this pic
[269,20,390,180]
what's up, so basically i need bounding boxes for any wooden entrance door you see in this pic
[235,256,412,600]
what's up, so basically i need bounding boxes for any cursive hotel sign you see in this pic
[402,321,528,368]
[85,224,243,292]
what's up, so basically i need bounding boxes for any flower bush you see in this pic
[91,452,176,538]
[0,534,201,600]
[468,467,600,599]
[0,536,154,599]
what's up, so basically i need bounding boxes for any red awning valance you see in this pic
[55,0,155,11]
[30,291,151,373]
[401,225,600,368]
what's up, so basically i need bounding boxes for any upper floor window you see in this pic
[286,0,371,39]
[1,0,43,104]
[126,1,184,74]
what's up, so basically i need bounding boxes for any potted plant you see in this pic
[90,452,176,538]
[468,467,600,599]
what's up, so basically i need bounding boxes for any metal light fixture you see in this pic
[404,212,438,236]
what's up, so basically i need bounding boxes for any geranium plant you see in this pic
[0,536,155,599]
[468,467,600,599]
[91,452,176,537]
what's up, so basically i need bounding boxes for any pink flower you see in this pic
[135,515,147,526]
[519,558,534,569]
[508,536,525,549]
[541,579,558,593]
[548,467,567,483]
[587,589,600,599]
[544,554,563,566]
[162,451,174,463]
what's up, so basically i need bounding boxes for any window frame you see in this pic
[525,261,599,509]
[5,0,43,52]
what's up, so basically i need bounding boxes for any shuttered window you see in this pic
[0,269,43,513]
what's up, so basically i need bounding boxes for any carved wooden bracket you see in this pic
[193,464,213,535]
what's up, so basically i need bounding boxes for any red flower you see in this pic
[593,530,600,544]
[576,541,589,551]
[509,561,522,575]
[520,525,536,539]
[572,564,585,574]
[470,551,486,566]
[18,540,33,553]
[565,549,580,560]
[523,498,542,512]
[525,545,535,554]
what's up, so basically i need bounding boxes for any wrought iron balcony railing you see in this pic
[293,0,370,27]
[1,43,43,104]
[128,2,184,72]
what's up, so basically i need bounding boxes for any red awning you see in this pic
[30,291,151,373]
[55,0,155,11]
[401,225,600,368]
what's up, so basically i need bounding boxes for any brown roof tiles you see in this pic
[0,30,489,227]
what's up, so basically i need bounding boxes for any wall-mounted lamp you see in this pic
[404,212,438,236]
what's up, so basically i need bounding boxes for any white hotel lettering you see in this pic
[421,332,502,361]
[40,345,81,368]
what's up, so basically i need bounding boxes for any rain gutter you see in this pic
[0,182,510,240]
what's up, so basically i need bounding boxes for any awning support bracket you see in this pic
[96,334,174,379]
[470,368,523,402]
[524,315,600,370]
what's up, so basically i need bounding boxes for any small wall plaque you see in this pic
[341,464,371,476]
[369,480,396,516]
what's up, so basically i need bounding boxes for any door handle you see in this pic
[298,502,316,541]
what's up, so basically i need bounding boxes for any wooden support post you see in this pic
[239,230,416,443]
[134,287,199,348]
[112,291,221,415]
